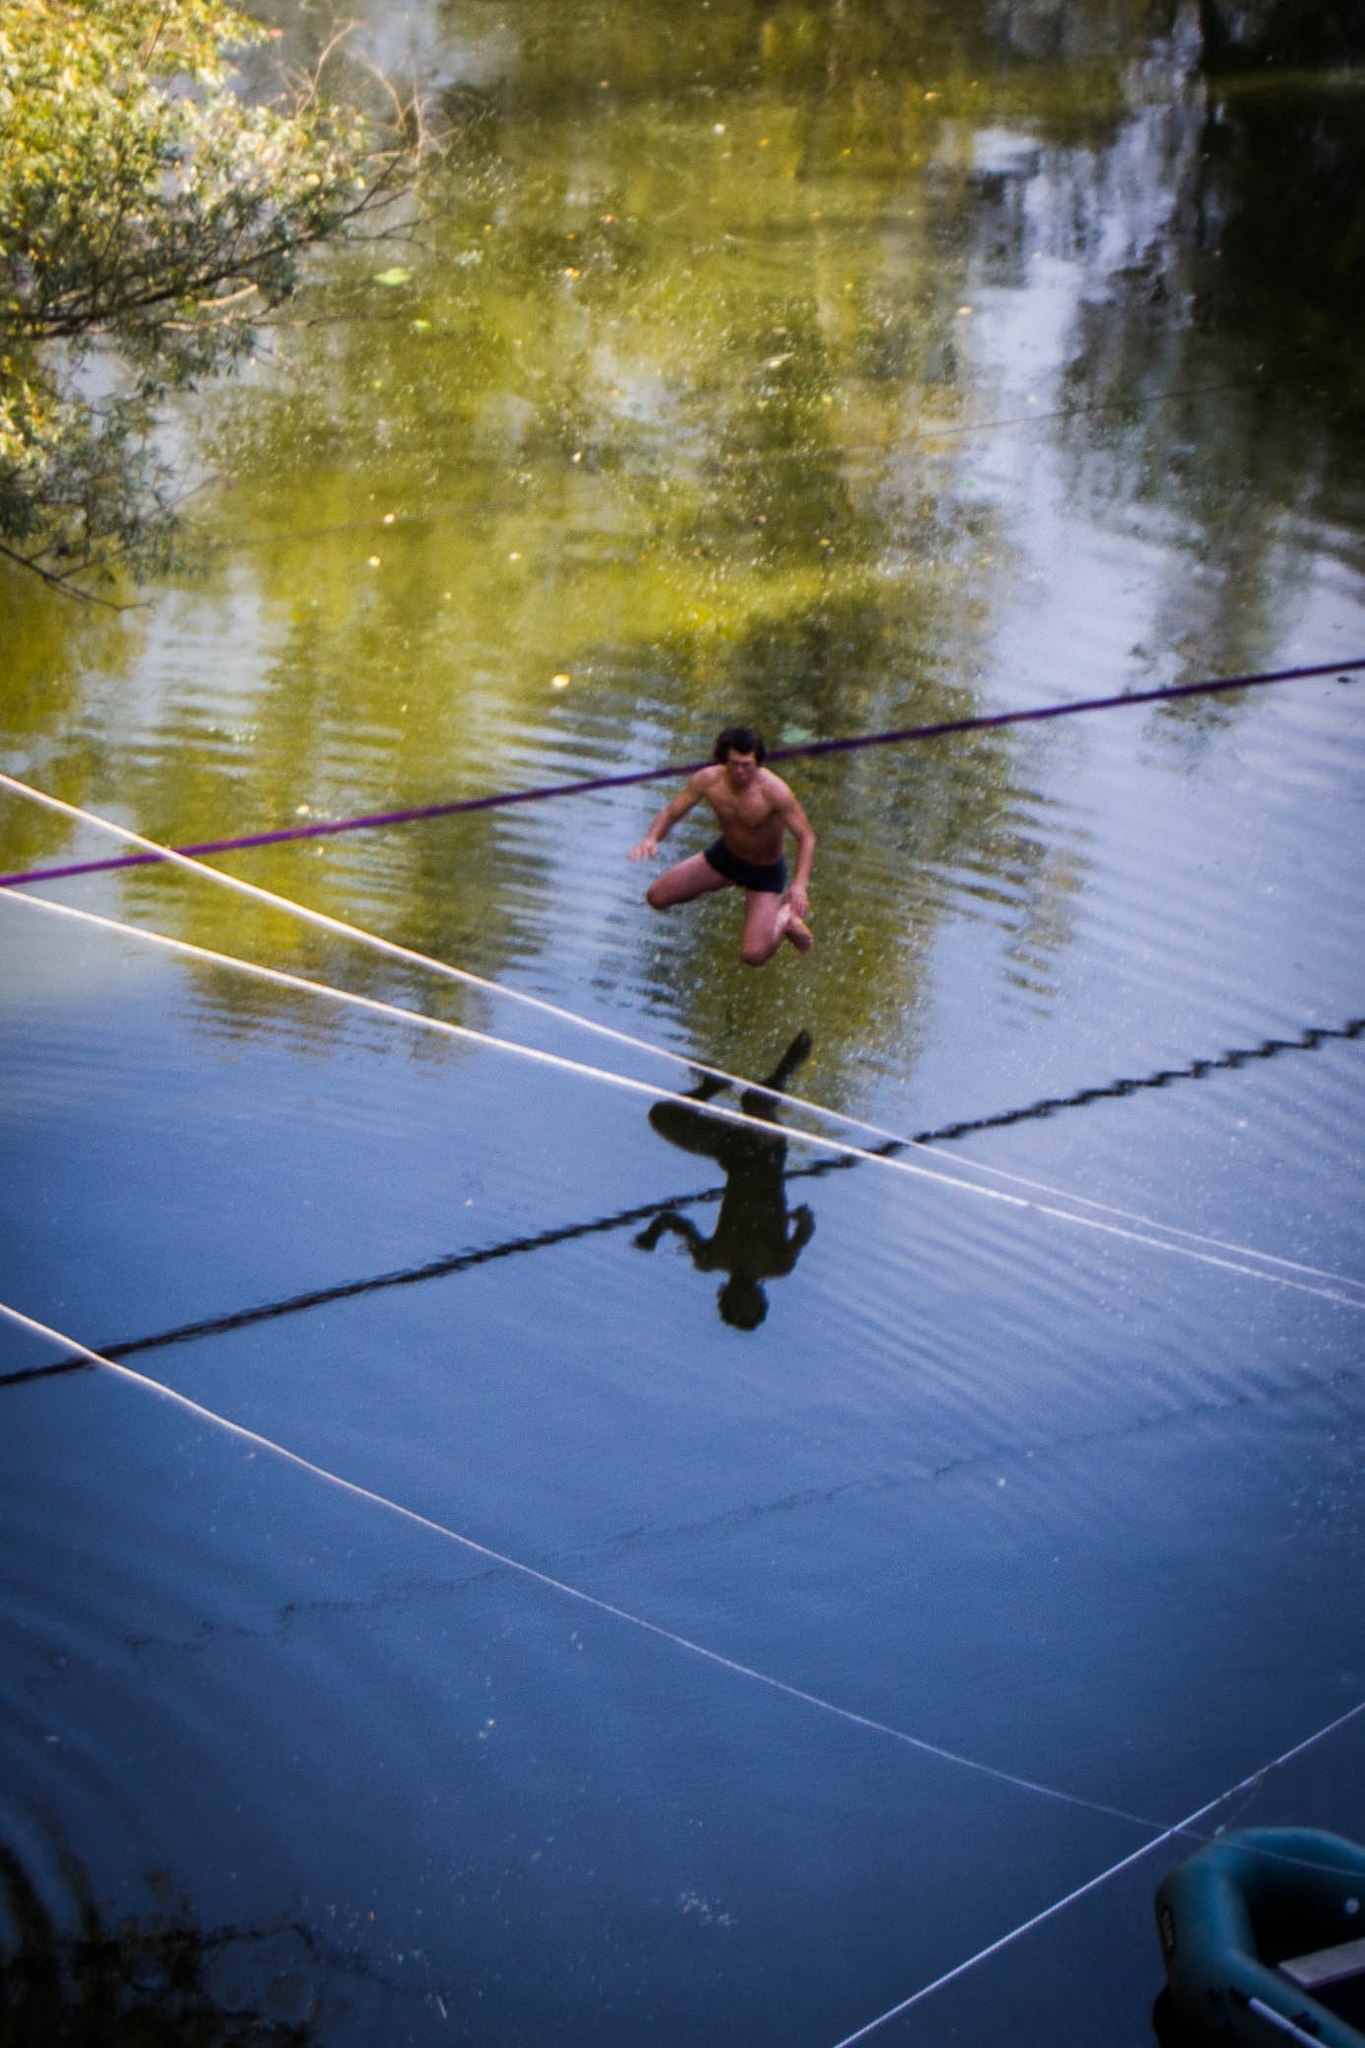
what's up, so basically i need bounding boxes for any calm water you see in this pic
[2,3,1364,2042]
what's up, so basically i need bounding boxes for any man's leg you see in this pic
[740,1030,813,1119]
[646,852,732,911]
[739,890,813,966]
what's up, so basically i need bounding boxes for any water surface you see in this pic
[2,3,1363,2042]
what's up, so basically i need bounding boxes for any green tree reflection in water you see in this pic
[117,0,1051,1076]
[1,0,1358,1083]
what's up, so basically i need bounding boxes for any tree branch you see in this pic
[0,539,144,610]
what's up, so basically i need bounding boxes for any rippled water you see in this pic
[3,2,1364,2042]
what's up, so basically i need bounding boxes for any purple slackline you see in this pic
[1,655,1361,891]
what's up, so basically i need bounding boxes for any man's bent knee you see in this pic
[645,880,670,911]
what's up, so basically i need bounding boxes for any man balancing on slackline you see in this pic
[628,724,815,965]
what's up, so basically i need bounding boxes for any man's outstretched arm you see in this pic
[778,787,816,917]
[634,1211,706,1253]
[629,775,705,861]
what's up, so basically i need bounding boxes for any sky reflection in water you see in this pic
[2,2,1364,2042]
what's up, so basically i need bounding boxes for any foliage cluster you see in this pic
[0,0,410,594]
[1,1834,321,2044]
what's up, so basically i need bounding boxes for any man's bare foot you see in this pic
[776,901,814,954]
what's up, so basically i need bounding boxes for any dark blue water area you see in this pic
[0,1370,1152,2048]
[2,891,1364,2044]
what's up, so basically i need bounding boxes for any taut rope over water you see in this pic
[3,772,1361,1305]
[0,655,1358,890]
[6,885,1365,1312]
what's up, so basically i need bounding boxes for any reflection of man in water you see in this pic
[634,1032,815,1329]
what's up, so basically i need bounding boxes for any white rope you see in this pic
[1,886,1021,1198]
[7,882,1365,1314]
[0,1293,1288,1848]
[5,1292,1363,2039]
[844,1107,1365,1295]
[1246,2003,1328,2047]
[826,1694,1365,2047]
[4,770,1360,1303]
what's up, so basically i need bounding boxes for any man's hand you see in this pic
[787,883,810,919]
[628,836,659,862]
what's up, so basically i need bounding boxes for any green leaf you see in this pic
[0,0,415,587]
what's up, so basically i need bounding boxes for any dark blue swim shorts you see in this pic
[704,837,787,894]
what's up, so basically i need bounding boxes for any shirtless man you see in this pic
[628,724,815,965]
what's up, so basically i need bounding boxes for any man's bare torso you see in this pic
[696,763,791,864]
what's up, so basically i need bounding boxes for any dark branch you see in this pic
[0,539,142,609]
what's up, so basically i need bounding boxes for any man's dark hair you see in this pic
[718,1275,768,1329]
[713,724,766,765]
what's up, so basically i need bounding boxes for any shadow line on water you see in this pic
[1,1014,1358,1390]
[0,1183,735,1386]
[918,1016,1364,1146]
